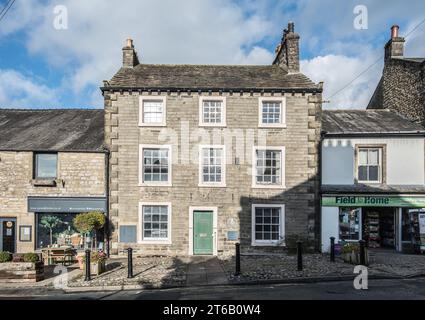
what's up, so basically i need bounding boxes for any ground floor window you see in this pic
[139,203,171,243]
[35,213,104,250]
[251,204,285,245]
[339,208,361,241]
[401,208,425,250]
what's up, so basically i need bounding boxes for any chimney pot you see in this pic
[288,21,295,33]
[126,38,134,48]
[391,25,399,38]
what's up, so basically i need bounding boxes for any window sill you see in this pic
[139,183,172,187]
[198,183,227,188]
[251,184,286,189]
[31,179,57,187]
[258,124,287,129]
[139,123,167,127]
[138,240,172,245]
[198,123,227,128]
[251,242,286,247]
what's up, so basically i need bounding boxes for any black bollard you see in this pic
[359,240,366,266]
[297,240,303,271]
[235,243,241,276]
[330,237,335,262]
[127,247,133,278]
[84,249,91,281]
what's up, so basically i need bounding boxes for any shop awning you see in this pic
[28,197,107,213]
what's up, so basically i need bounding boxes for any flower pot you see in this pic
[90,261,106,276]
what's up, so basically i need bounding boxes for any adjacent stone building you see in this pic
[102,23,323,256]
[368,25,425,125]
[0,109,107,253]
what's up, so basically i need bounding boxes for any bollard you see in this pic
[330,237,335,262]
[359,240,366,266]
[235,243,241,276]
[84,249,91,281]
[297,240,303,271]
[127,247,133,278]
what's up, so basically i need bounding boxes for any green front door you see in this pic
[193,211,213,255]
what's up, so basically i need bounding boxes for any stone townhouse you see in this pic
[368,25,425,124]
[102,22,323,256]
[0,109,107,254]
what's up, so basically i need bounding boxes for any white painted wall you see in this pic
[322,137,425,185]
[321,206,339,252]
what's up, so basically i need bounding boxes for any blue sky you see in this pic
[0,0,424,109]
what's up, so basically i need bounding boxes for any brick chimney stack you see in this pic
[384,25,405,61]
[273,21,300,73]
[122,38,140,68]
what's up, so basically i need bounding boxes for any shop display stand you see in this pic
[381,213,395,248]
[365,212,380,248]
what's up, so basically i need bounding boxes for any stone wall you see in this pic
[104,90,321,256]
[0,262,44,283]
[382,59,425,124]
[0,151,106,253]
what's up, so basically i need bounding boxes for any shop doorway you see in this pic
[363,207,397,250]
[0,218,16,253]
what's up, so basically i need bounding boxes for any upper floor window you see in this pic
[357,147,382,183]
[199,97,226,127]
[34,153,57,179]
[199,145,226,187]
[258,97,286,128]
[139,96,166,126]
[139,145,172,186]
[252,147,285,188]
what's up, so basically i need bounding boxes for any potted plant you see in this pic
[341,243,359,263]
[82,251,107,275]
[73,211,106,251]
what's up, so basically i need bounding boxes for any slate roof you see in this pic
[105,64,320,91]
[322,184,425,194]
[322,109,425,136]
[0,109,105,152]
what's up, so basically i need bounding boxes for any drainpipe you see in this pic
[317,131,325,252]
[104,148,110,257]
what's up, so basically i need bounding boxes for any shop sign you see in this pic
[322,196,425,207]
[28,197,107,213]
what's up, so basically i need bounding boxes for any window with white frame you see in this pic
[253,147,285,188]
[139,96,166,126]
[357,147,382,183]
[258,97,286,127]
[139,203,171,242]
[252,204,285,245]
[199,97,226,126]
[139,145,172,186]
[199,146,225,186]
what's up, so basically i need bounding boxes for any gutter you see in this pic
[100,86,322,94]
[322,131,425,138]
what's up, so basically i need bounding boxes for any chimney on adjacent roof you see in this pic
[384,25,404,61]
[273,21,300,73]
[122,38,140,68]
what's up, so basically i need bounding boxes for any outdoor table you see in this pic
[41,247,76,266]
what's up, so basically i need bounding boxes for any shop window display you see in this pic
[339,208,361,241]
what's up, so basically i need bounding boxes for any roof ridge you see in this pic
[135,63,279,68]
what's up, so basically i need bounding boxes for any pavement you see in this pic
[186,256,228,286]
[1,277,425,300]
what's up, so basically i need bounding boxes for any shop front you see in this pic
[28,197,107,252]
[321,195,425,254]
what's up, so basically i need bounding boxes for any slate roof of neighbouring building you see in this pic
[105,64,320,90]
[322,109,425,135]
[0,109,105,152]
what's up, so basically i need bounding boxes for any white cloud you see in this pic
[0,69,58,108]
[301,54,383,109]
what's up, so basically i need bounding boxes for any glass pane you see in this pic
[339,208,360,241]
[369,166,379,181]
[358,150,368,165]
[358,166,368,181]
[368,150,379,165]
[36,153,57,178]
